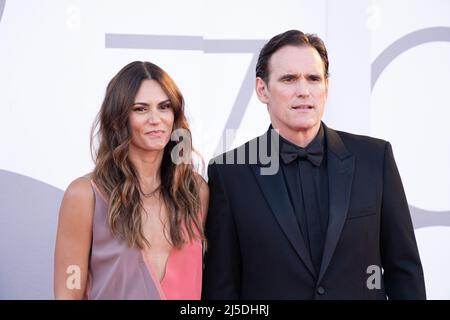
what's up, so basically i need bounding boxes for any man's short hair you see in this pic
[256,29,329,83]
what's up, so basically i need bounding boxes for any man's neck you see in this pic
[276,123,321,148]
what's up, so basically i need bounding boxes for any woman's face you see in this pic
[128,79,175,153]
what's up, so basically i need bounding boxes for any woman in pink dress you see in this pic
[54,61,208,299]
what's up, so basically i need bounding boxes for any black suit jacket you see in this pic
[202,123,426,299]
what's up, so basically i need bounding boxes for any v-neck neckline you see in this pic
[90,180,174,299]
[141,247,175,300]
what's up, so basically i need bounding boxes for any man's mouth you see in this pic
[292,104,314,110]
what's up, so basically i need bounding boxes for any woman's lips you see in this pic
[145,130,165,137]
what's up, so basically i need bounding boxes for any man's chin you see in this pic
[289,121,319,132]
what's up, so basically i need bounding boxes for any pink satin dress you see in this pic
[86,180,203,300]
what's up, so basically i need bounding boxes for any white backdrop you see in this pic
[0,0,449,299]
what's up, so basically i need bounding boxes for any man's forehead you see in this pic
[268,45,325,76]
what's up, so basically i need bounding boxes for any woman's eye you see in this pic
[133,106,146,112]
[160,103,171,110]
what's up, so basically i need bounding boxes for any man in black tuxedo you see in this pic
[202,30,426,299]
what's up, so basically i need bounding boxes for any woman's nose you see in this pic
[147,110,161,124]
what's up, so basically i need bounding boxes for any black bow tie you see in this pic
[280,140,323,167]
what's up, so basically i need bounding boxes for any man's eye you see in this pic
[282,77,295,83]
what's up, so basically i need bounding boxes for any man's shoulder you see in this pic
[208,134,263,168]
[325,126,392,167]
[332,128,388,152]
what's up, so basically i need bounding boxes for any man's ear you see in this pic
[255,77,269,104]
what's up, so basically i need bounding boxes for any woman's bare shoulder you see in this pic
[64,176,94,201]
[193,173,209,221]
[59,176,95,223]
[193,173,209,194]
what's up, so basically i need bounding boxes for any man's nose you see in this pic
[296,79,310,97]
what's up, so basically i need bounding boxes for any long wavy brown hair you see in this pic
[91,61,204,249]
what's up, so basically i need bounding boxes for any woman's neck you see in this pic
[129,147,164,190]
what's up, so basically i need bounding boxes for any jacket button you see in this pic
[317,286,325,295]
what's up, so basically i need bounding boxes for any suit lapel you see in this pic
[250,129,316,277]
[318,124,355,283]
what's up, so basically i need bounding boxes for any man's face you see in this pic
[256,45,328,138]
